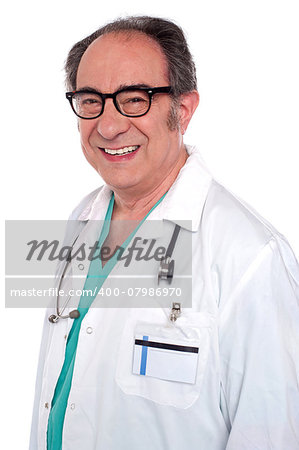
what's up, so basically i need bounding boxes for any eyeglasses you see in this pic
[65,85,172,119]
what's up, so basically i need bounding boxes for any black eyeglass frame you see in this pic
[65,85,173,119]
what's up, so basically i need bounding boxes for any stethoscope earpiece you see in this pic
[69,309,80,319]
[157,224,180,286]
[158,257,175,285]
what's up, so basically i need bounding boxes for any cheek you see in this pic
[79,124,99,169]
[79,118,95,138]
[137,115,169,147]
[79,123,96,151]
[80,141,96,170]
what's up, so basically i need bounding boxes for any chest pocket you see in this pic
[115,309,213,409]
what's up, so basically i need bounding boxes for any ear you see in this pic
[178,91,200,134]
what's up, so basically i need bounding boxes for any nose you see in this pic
[96,98,131,140]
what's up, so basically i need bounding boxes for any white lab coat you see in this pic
[30,146,299,449]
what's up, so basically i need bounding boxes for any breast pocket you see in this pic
[115,309,213,409]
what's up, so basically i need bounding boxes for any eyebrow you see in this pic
[76,83,152,93]
[117,83,151,91]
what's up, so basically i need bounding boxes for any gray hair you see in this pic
[64,16,197,98]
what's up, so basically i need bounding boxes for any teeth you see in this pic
[103,145,139,155]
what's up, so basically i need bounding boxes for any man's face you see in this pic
[76,32,185,196]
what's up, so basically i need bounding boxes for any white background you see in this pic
[1,0,299,447]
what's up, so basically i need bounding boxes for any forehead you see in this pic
[76,32,169,90]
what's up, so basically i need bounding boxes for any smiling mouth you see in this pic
[100,145,140,155]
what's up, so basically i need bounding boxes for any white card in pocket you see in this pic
[132,333,199,384]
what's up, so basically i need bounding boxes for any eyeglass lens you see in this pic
[72,90,151,118]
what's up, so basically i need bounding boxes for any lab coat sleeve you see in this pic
[219,236,299,449]
[29,311,51,449]
[29,187,103,449]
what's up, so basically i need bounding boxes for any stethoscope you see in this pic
[48,224,181,324]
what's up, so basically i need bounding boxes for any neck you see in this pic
[110,146,188,221]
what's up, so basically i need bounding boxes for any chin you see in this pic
[98,173,134,189]
[108,180,139,192]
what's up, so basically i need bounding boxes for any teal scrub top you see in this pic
[47,192,165,450]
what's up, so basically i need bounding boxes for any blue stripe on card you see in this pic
[140,335,149,375]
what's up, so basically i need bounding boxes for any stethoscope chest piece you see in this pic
[48,314,60,324]
[48,309,80,324]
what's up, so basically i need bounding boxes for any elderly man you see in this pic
[30,16,299,450]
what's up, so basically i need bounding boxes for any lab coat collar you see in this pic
[77,146,212,233]
[78,185,112,222]
[149,146,212,232]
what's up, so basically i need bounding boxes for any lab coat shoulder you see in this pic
[201,180,291,306]
[202,181,299,448]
